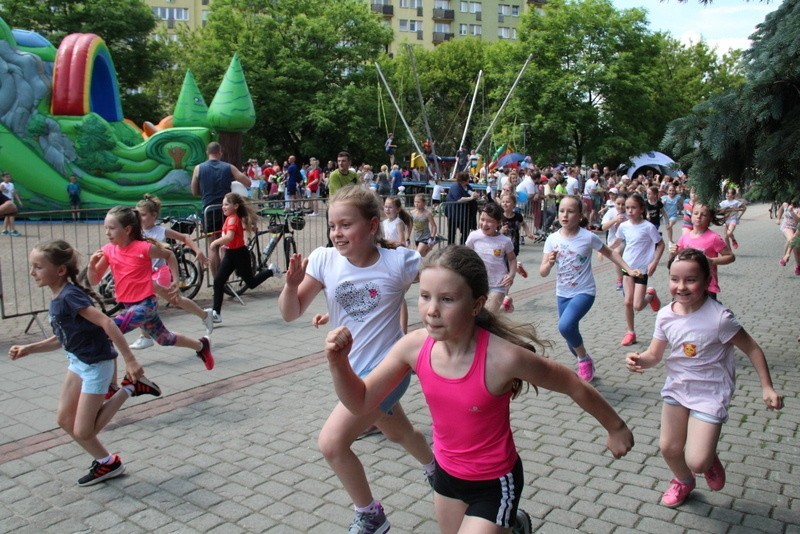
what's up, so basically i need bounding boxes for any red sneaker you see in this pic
[104,383,119,400]
[196,336,215,370]
[620,331,637,346]
[661,478,695,508]
[704,454,726,491]
[731,238,738,250]
[517,263,528,278]
[647,287,661,312]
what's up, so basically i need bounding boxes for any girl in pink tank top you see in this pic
[325,245,634,532]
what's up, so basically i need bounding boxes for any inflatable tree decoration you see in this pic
[173,70,209,128]
[207,54,255,169]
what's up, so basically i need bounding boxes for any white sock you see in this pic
[354,501,380,514]
[97,454,114,464]
[422,459,436,477]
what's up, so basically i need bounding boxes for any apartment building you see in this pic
[146,0,547,49]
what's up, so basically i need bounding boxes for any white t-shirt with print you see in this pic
[306,246,420,375]
[655,297,741,421]
[465,230,514,288]
[617,219,662,271]
[543,228,603,298]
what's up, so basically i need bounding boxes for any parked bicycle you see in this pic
[88,216,205,316]
[225,208,305,296]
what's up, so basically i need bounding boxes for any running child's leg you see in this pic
[659,402,692,481]
[485,290,504,314]
[684,417,722,476]
[556,294,595,358]
[622,276,636,331]
[434,493,469,534]
[212,250,239,314]
[374,402,434,468]
[632,280,650,312]
[57,371,112,459]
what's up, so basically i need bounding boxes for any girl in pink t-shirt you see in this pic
[87,206,214,380]
[627,249,782,508]
[325,246,633,532]
[670,203,734,297]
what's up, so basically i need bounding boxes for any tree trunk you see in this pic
[219,131,243,169]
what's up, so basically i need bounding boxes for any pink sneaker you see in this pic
[704,454,726,491]
[517,263,528,278]
[795,265,800,276]
[576,357,594,382]
[779,258,787,267]
[502,296,515,313]
[661,478,695,508]
[647,287,661,311]
[620,331,637,346]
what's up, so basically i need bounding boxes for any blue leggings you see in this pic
[556,293,595,356]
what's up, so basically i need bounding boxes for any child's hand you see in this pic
[89,249,104,267]
[312,314,329,328]
[647,261,658,277]
[125,359,145,383]
[546,250,557,266]
[325,326,353,363]
[763,387,783,410]
[668,242,678,254]
[501,273,514,287]
[626,352,644,373]
[285,253,308,287]
[626,268,642,278]
[196,252,209,268]
[607,423,634,459]
[8,344,29,360]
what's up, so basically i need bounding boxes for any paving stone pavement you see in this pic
[0,205,797,533]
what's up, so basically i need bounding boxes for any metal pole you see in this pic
[406,45,440,179]
[375,63,428,171]
[474,54,533,155]
[452,70,483,179]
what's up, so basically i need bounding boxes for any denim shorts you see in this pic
[66,352,115,395]
[663,396,723,424]
[360,369,411,415]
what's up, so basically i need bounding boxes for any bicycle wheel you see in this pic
[176,249,203,300]
[282,235,297,271]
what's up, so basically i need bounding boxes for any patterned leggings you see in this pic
[114,296,177,346]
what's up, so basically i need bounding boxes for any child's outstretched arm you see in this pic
[9,336,61,359]
[87,249,109,286]
[79,305,144,382]
[166,227,208,267]
[731,329,783,410]
[626,337,667,373]
[279,253,323,321]
[326,326,414,415]
[647,239,666,276]
[513,346,634,458]
[598,244,640,278]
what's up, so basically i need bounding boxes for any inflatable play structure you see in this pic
[0,17,255,212]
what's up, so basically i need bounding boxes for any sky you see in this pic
[611,0,780,55]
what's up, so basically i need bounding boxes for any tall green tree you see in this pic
[150,0,392,164]
[0,0,168,125]
[662,0,800,202]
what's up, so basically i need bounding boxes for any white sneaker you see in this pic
[211,310,222,324]
[202,308,214,336]
[268,263,282,279]
[130,336,154,350]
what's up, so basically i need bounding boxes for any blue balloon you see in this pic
[516,190,528,204]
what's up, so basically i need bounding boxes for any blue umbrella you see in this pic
[495,152,527,168]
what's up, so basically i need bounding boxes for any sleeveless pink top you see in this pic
[415,327,517,480]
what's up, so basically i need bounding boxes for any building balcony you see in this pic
[432,32,454,44]
[432,8,455,21]
[371,3,394,16]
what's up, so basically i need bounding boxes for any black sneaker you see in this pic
[121,375,161,397]
[77,454,125,487]
[512,508,532,534]
[196,336,214,370]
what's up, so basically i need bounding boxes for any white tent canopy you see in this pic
[625,151,682,177]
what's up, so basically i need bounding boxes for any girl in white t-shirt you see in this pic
[718,187,746,250]
[626,248,782,508]
[381,195,410,248]
[540,196,638,382]
[601,193,628,290]
[465,201,517,314]
[278,185,434,532]
[610,194,665,346]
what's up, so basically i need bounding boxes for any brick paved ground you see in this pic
[0,205,797,533]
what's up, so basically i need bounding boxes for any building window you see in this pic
[152,7,189,21]
[498,4,510,16]
[434,22,451,33]
[434,0,451,8]
[511,27,517,39]
[460,23,468,35]
[471,24,482,36]
[497,26,510,39]
[400,0,424,7]
[409,19,422,31]
[511,5,520,16]
[460,1,468,12]
[470,2,481,14]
